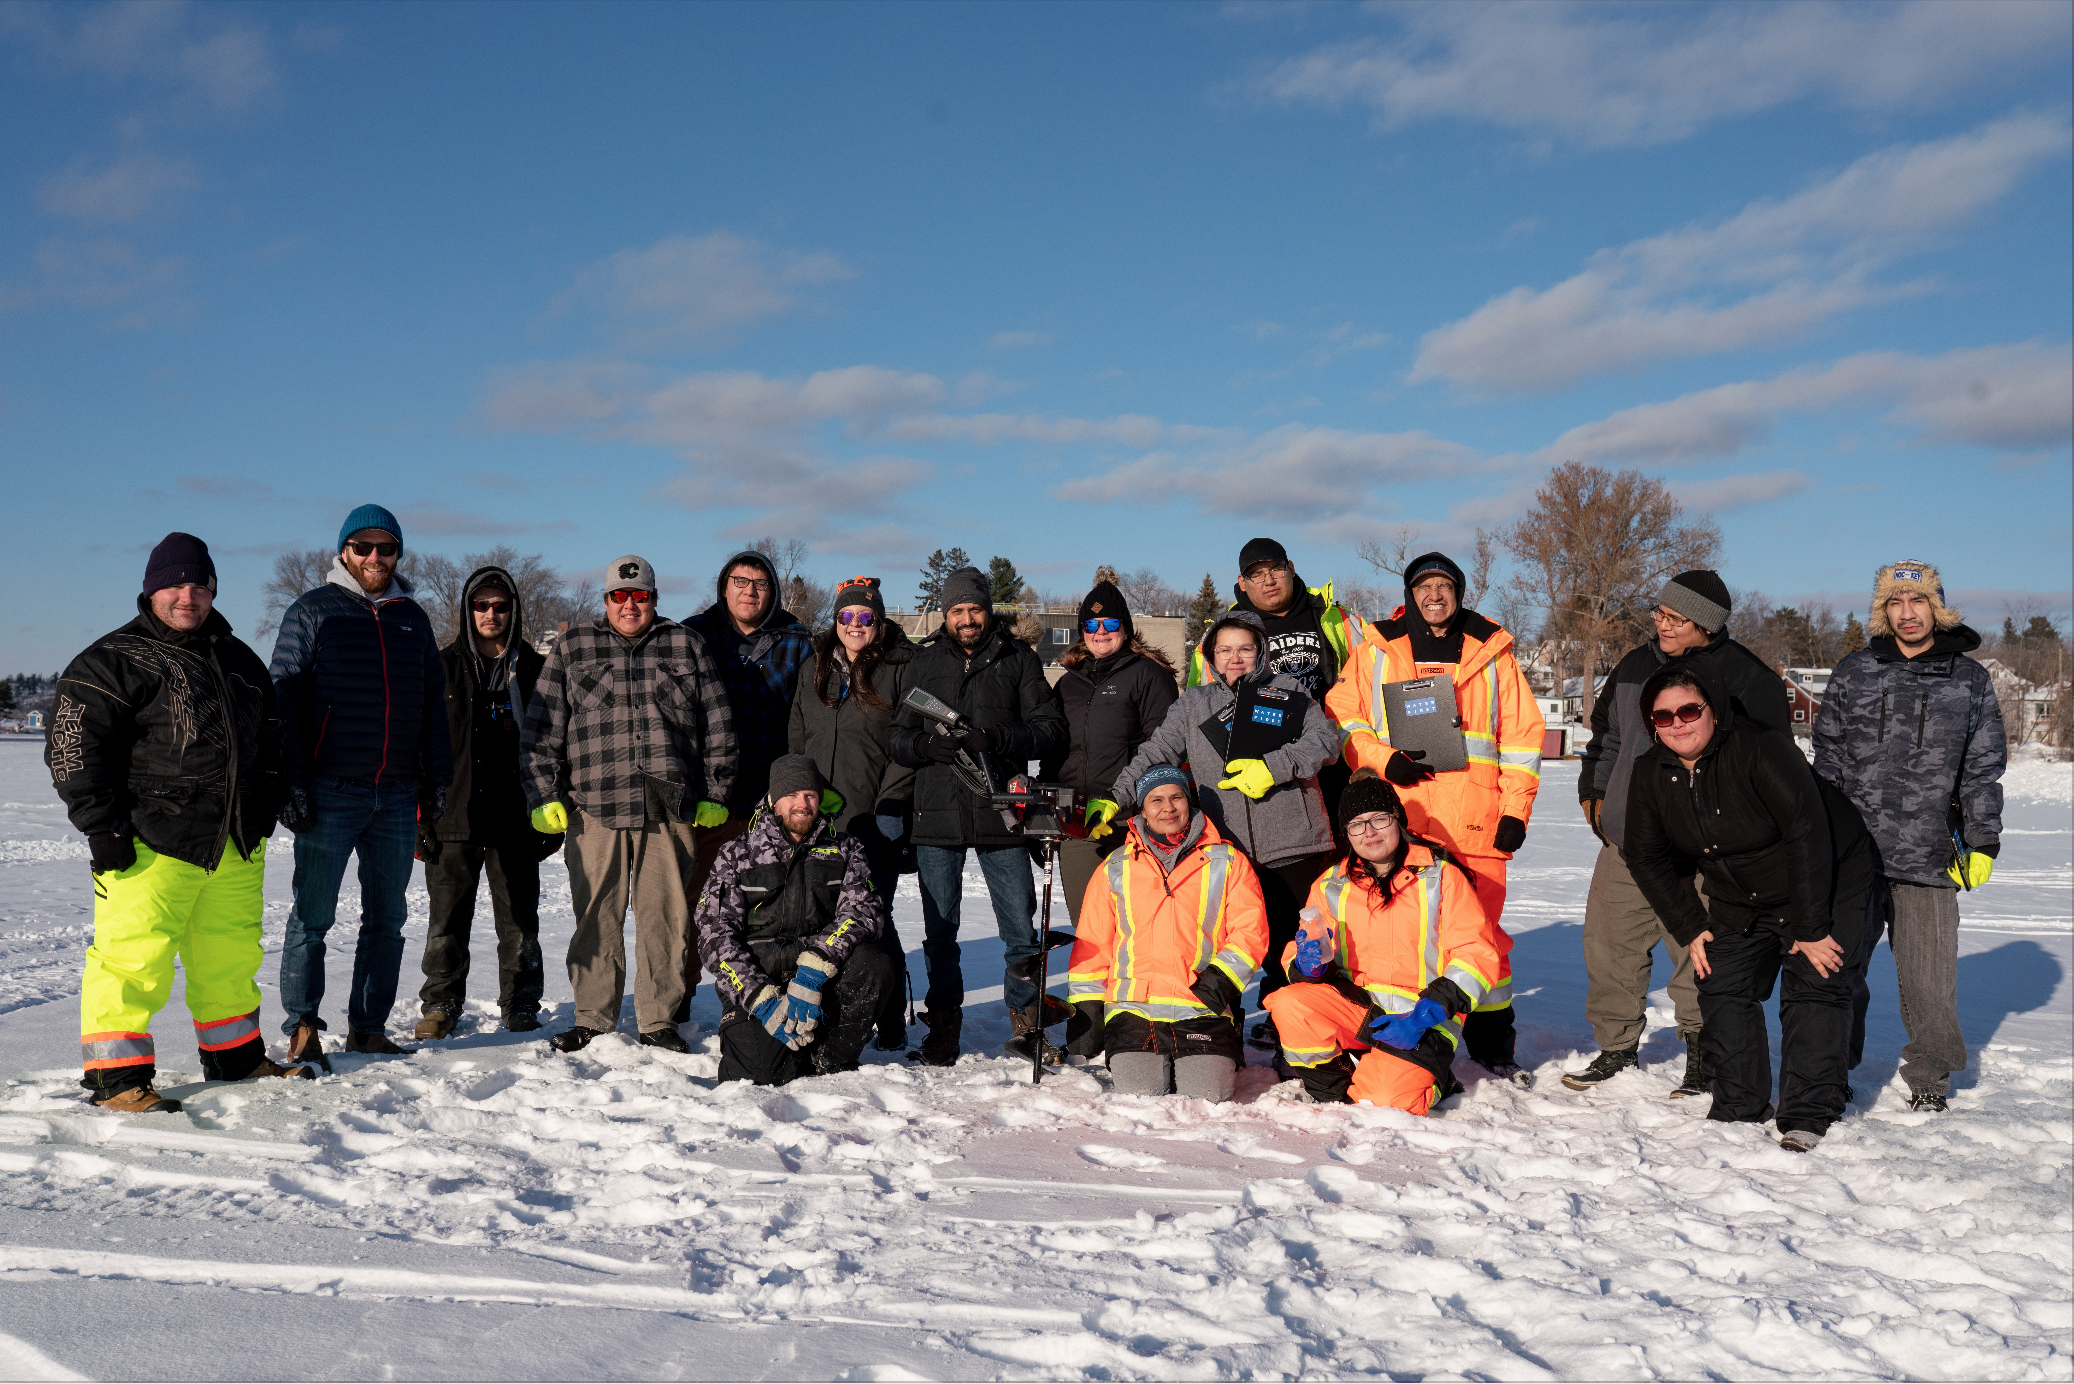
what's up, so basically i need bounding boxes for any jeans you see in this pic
[278,777,418,1037]
[915,843,1037,1015]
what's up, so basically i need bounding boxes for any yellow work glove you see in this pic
[1218,759,1275,800]
[1946,850,1994,889]
[693,801,731,829]
[530,802,568,835]
[1083,798,1120,839]
[819,789,845,817]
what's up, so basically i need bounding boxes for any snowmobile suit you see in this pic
[1067,813,1268,1070]
[1263,843,1507,1113]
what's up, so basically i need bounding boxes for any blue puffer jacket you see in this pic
[269,562,453,792]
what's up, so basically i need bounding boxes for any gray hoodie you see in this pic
[1115,610,1340,868]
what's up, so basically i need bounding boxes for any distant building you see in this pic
[1779,666,1829,736]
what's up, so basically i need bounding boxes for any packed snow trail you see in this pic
[0,737,2067,1381]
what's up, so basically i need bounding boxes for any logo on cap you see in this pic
[1089,601,1104,614]
[618,562,641,580]
[1894,568,1922,582]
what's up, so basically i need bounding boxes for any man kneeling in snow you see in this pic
[695,755,895,1084]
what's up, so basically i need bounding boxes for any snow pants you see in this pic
[1262,981,1448,1115]
[1698,923,1865,1136]
[419,840,545,1023]
[81,838,268,1098]
[1103,1010,1242,1101]
[714,946,895,1086]
[1458,857,1517,1068]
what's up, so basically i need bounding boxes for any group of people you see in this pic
[48,504,2005,1155]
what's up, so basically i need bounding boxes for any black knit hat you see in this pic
[142,532,216,595]
[833,574,885,620]
[1078,580,1133,638]
[1336,768,1405,832]
[940,565,991,612]
[766,753,827,804]
[1659,569,1732,634]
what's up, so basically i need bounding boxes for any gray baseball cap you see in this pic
[603,555,656,594]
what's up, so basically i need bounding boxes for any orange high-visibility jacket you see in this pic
[1067,815,1269,1025]
[1277,844,1512,1066]
[1325,608,1546,860]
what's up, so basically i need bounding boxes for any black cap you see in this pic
[1238,537,1288,573]
[142,532,216,595]
[1078,580,1133,639]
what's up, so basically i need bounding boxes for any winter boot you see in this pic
[1908,1089,1949,1113]
[241,1057,316,1082]
[638,1028,691,1054]
[1482,1061,1534,1089]
[911,1009,962,1067]
[1004,996,1069,1063]
[286,1023,332,1075]
[1560,1047,1638,1091]
[346,1030,415,1057]
[551,1026,606,1054]
[1668,1033,1708,1099]
[1778,1129,1823,1153]
[1247,1016,1280,1050]
[503,1011,541,1033]
[414,1011,455,1041]
[93,1084,182,1114]
[1297,1054,1356,1105]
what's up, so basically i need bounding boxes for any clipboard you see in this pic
[1228,683,1307,761]
[1380,676,1468,773]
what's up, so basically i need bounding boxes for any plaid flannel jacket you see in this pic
[521,616,737,831]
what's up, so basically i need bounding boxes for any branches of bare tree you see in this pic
[256,544,597,649]
[1499,462,1721,726]
[257,549,338,638]
[1355,524,1498,610]
[1116,567,1186,618]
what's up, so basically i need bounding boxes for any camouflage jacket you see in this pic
[1813,628,2004,889]
[694,807,886,1010]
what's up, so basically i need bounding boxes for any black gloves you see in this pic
[918,731,964,765]
[415,825,442,865]
[1493,815,1527,854]
[88,833,136,876]
[957,724,1007,758]
[1189,968,1243,1022]
[277,786,313,834]
[1383,751,1436,787]
[1580,798,1605,845]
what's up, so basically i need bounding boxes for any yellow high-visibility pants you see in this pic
[81,838,267,1096]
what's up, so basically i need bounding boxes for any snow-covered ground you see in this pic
[0,737,2067,1382]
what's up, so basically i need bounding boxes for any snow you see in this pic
[0,735,2067,1381]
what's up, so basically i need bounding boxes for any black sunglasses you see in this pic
[1649,701,1708,728]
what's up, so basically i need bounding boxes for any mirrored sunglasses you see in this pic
[470,599,511,613]
[606,588,655,606]
[836,610,877,628]
[1083,618,1122,634]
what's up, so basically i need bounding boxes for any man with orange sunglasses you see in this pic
[522,554,736,1055]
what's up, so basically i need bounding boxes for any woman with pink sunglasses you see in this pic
[788,575,918,1050]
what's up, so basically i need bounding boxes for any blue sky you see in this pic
[2,0,2069,672]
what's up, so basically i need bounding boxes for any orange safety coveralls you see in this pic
[1263,843,1508,1112]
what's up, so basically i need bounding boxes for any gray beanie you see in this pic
[1658,569,1732,634]
[940,565,991,612]
[765,754,827,804]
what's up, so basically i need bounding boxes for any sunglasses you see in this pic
[346,541,400,558]
[470,599,511,614]
[606,588,655,606]
[1649,701,1708,728]
[1083,618,1122,634]
[836,610,877,628]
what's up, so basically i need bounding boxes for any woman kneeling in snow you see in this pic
[1065,764,1268,1102]
[1264,770,1508,1111]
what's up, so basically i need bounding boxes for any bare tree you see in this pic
[1332,577,1392,623]
[1499,462,1722,726]
[1117,567,1185,618]
[1356,523,1424,585]
[785,575,835,634]
[749,536,810,591]
[258,549,337,638]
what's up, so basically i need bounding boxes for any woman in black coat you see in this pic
[1625,663,1874,1152]
[787,576,915,1048]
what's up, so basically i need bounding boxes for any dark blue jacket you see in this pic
[269,564,452,792]
[686,604,812,817]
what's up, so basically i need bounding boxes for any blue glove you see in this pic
[1367,997,1450,1051]
[783,959,832,1049]
[748,984,789,1038]
[1293,934,1332,979]
[875,813,906,842]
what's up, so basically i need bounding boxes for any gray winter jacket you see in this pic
[1115,617,1339,868]
[1813,628,2004,889]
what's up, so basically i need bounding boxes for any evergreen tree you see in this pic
[0,679,13,712]
[916,547,972,612]
[987,556,1024,607]
[1841,612,1867,657]
[1185,574,1221,648]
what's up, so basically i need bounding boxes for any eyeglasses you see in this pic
[606,589,655,606]
[836,610,877,628]
[346,541,400,559]
[470,599,512,614]
[1083,618,1122,634]
[1346,813,1397,838]
[728,575,773,595]
[1652,607,1693,626]
[1240,563,1288,581]
[1649,701,1708,728]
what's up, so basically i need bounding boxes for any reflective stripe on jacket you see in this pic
[1066,816,1268,1024]
[1325,608,1545,860]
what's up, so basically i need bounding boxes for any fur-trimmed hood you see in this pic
[1868,559,1963,638]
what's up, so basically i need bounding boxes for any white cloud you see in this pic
[1413,115,2071,391]
[1255,2,2068,148]
[545,232,854,352]
[36,152,197,222]
[1667,469,1812,513]
[4,1,281,115]
[0,235,192,326]
[987,330,1056,350]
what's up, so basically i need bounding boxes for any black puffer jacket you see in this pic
[888,621,1068,848]
[1581,627,1791,851]
[431,566,552,845]
[788,627,917,853]
[47,601,283,870]
[1627,665,1871,947]
[1044,647,1179,809]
